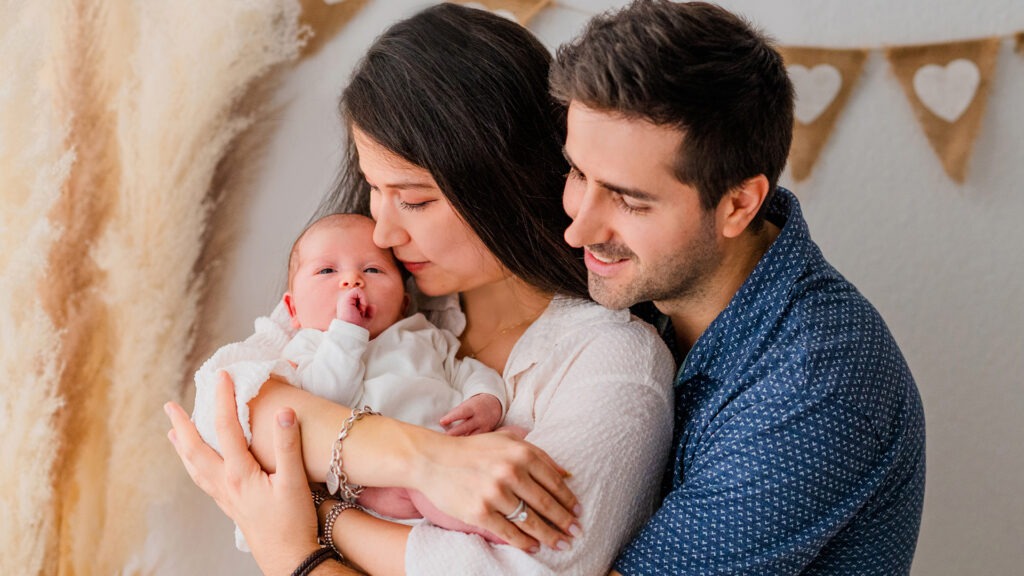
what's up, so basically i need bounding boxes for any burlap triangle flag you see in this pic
[454,0,553,25]
[886,38,1000,182]
[298,0,368,59]
[779,47,868,181]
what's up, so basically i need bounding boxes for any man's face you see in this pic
[562,102,721,311]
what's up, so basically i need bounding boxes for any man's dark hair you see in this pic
[318,3,588,299]
[550,0,794,228]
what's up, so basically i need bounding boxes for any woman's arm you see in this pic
[170,372,579,553]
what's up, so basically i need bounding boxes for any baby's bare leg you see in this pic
[358,486,420,519]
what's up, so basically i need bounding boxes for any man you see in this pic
[550,1,926,574]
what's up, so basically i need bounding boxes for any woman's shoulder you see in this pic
[518,295,673,369]
[541,295,656,339]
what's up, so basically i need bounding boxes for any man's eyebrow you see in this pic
[562,146,658,202]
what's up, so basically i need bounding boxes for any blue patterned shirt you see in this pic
[616,188,925,575]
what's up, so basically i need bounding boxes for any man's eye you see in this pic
[316,267,336,275]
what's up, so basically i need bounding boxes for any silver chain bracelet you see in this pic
[326,406,380,502]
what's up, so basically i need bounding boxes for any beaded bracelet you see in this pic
[321,500,363,559]
[325,406,380,502]
[290,546,338,576]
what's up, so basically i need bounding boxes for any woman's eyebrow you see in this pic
[382,179,435,191]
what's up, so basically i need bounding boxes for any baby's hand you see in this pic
[440,394,503,436]
[336,287,373,329]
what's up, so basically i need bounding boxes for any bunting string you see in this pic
[455,0,1024,183]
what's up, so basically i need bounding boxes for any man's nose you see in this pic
[339,272,364,288]
[564,187,611,248]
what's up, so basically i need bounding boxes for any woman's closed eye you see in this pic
[398,199,434,211]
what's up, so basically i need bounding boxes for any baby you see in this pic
[192,213,506,550]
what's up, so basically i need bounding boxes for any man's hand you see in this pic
[440,393,503,436]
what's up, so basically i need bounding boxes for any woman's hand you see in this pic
[165,373,321,574]
[413,428,582,552]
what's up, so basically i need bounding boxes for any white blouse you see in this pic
[406,295,675,575]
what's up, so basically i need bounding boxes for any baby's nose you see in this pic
[339,273,364,288]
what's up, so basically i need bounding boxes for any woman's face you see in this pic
[354,127,507,296]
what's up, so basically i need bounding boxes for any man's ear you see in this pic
[282,293,301,330]
[718,174,770,239]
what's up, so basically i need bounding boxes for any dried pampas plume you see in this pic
[2,0,310,573]
[0,2,74,574]
[85,1,307,573]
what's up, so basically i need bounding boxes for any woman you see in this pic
[166,5,674,575]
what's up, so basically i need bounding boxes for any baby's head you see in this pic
[284,214,407,338]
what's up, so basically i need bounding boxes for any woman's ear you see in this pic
[282,293,302,329]
[719,174,770,239]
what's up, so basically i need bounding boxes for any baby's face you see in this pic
[285,217,406,338]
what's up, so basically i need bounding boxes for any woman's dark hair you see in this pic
[550,0,794,230]
[318,3,588,299]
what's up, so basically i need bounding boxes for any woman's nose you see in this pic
[371,196,411,249]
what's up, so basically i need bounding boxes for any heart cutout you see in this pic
[789,64,842,124]
[912,58,980,123]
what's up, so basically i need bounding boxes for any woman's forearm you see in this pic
[248,377,435,488]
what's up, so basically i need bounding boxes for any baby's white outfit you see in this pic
[191,302,505,551]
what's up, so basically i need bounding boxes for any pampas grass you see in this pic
[85,1,306,572]
[2,0,309,573]
[0,2,74,574]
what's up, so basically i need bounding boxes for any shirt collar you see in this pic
[678,187,811,383]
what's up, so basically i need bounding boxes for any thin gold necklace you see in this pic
[463,312,541,359]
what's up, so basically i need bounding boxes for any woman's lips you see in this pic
[399,260,430,274]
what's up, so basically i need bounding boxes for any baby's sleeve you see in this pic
[282,319,370,408]
[191,310,298,452]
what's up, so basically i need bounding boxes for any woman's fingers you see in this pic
[487,508,539,552]
[213,372,251,462]
[164,401,224,497]
[503,500,570,552]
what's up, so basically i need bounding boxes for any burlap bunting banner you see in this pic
[886,38,1000,182]
[779,47,868,182]
[299,0,368,59]
[454,0,553,25]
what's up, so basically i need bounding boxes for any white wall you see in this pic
[150,1,1024,574]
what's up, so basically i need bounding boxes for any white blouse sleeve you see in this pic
[404,320,675,575]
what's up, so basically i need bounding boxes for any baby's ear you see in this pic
[282,293,302,329]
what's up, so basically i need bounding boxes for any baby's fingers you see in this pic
[444,418,478,436]
[439,404,473,427]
